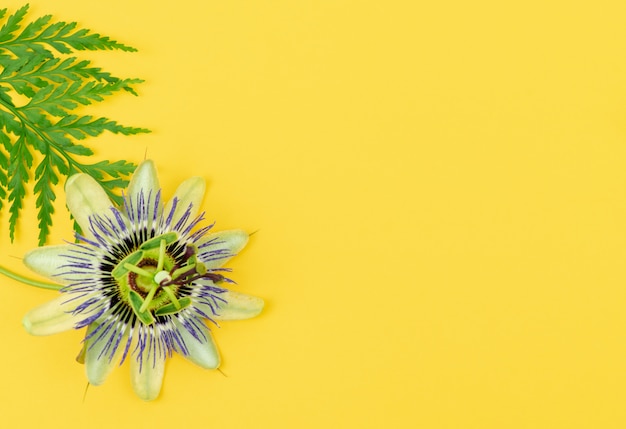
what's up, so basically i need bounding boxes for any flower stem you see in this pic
[0,265,63,291]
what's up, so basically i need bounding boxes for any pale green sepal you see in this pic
[173,318,220,369]
[130,350,166,401]
[65,174,114,238]
[196,230,249,269]
[23,245,76,285]
[164,176,206,227]
[127,160,160,205]
[125,160,162,221]
[198,290,264,321]
[22,293,98,336]
[84,322,126,386]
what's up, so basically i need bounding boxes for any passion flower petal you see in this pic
[196,229,249,269]
[65,174,114,238]
[198,290,264,321]
[164,176,206,229]
[23,293,100,336]
[23,245,77,284]
[124,159,163,225]
[173,317,220,369]
[131,348,166,401]
[84,321,129,386]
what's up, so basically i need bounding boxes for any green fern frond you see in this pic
[0,4,149,245]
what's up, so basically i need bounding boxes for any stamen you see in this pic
[196,261,207,275]
[154,296,192,316]
[162,286,181,309]
[139,232,177,251]
[129,290,155,325]
[170,264,196,282]
[111,250,143,279]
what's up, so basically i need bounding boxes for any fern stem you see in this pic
[0,95,73,166]
[0,95,133,191]
[0,95,115,195]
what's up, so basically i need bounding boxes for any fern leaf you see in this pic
[0,5,150,244]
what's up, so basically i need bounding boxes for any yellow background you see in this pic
[2,0,626,427]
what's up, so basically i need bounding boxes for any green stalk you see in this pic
[0,265,62,291]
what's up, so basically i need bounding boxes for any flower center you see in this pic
[111,232,207,325]
[128,259,165,295]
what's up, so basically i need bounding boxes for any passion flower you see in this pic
[21,160,264,400]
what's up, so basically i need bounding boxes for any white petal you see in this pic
[65,174,114,238]
[173,318,220,369]
[164,177,206,228]
[23,245,83,285]
[84,322,127,386]
[22,293,98,336]
[130,344,166,401]
[197,290,264,321]
[196,229,249,269]
[124,159,162,221]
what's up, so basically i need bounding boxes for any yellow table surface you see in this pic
[2,0,626,427]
